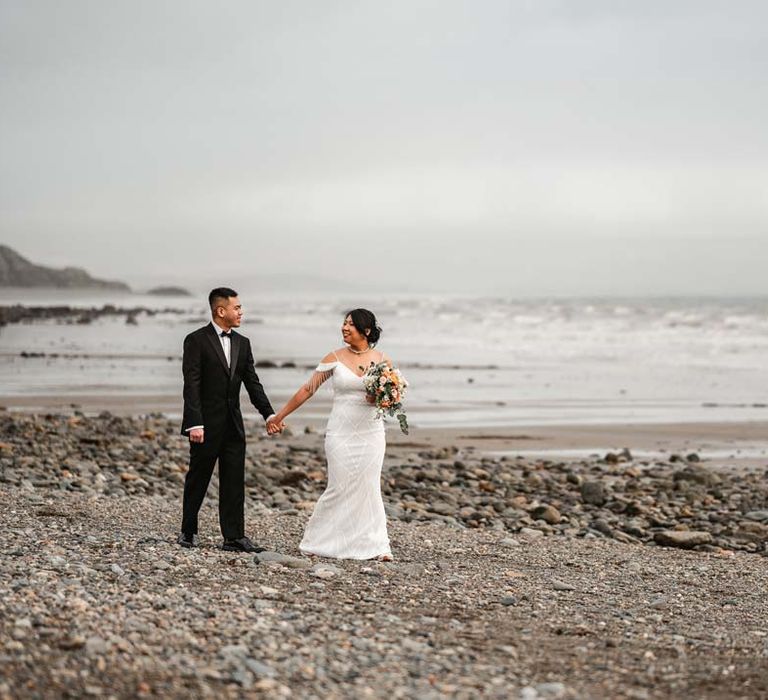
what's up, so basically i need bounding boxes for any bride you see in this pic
[271,309,394,561]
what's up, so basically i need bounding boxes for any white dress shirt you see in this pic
[212,320,231,367]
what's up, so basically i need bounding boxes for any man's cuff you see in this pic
[185,425,204,432]
[266,414,276,423]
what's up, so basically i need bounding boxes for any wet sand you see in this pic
[397,422,768,469]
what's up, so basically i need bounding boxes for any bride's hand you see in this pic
[266,416,284,435]
[365,395,376,405]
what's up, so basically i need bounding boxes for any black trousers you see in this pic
[181,417,246,540]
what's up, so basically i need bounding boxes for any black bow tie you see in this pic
[219,331,231,339]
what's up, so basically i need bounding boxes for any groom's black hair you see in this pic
[208,287,238,310]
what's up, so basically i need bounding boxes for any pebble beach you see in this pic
[2,412,767,699]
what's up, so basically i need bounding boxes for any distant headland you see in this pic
[0,245,131,291]
[146,286,192,297]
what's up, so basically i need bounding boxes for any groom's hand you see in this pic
[189,428,204,443]
[266,417,283,436]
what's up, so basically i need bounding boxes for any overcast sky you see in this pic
[1,0,767,295]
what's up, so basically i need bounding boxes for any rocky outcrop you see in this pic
[0,245,130,290]
[146,286,192,297]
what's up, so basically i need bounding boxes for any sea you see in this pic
[1,288,767,429]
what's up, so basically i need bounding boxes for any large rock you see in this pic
[673,465,720,487]
[428,501,455,516]
[254,551,312,569]
[530,504,561,525]
[279,469,308,487]
[654,530,713,549]
[735,522,768,542]
[310,563,342,579]
[580,481,606,506]
[518,527,545,540]
[744,510,768,522]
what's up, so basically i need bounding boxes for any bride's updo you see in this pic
[347,308,381,346]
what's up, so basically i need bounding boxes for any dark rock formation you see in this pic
[146,286,192,297]
[0,245,130,291]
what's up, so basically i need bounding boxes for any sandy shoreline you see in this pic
[399,422,768,469]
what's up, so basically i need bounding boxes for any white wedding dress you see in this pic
[299,353,392,560]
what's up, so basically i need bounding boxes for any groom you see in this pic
[178,287,282,552]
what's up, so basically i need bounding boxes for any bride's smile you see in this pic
[342,314,371,350]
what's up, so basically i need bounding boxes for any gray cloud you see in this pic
[1,0,767,294]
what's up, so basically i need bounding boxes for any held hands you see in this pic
[266,416,286,436]
[189,421,283,440]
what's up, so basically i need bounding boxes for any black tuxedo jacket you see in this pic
[181,324,274,440]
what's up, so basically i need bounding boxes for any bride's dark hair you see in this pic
[346,308,381,345]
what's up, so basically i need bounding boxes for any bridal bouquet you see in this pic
[361,361,409,434]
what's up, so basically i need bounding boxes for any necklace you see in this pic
[347,345,370,355]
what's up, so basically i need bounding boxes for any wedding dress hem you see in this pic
[298,547,392,561]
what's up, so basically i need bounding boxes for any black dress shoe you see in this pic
[177,532,197,548]
[221,536,265,553]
